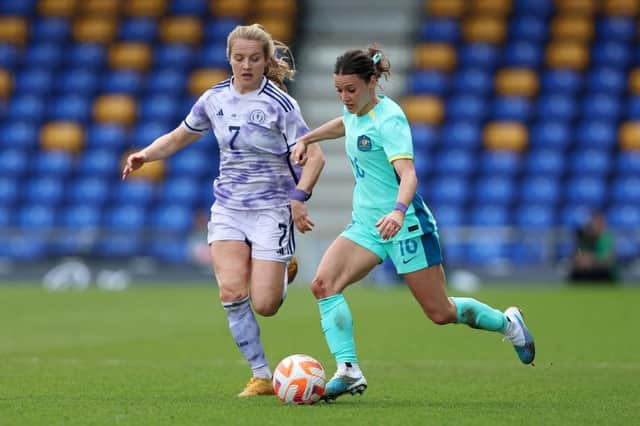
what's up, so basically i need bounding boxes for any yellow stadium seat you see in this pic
[159,17,203,45]
[73,17,117,44]
[463,16,506,44]
[94,95,137,126]
[484,122,528,152]
[495,68,539,97]
[546,42,589,70]
[619,122,640,150]
[556,0,598,15]
[80,0,121,16]
[0,69,11,100]
[550,15,594,42]
[124,0,167,17]
[122,151,166,181]
[469,0,512,16]
[40,122,84,153]
[189,68,229,96]
[414,43,457,72]
[401,96,444,125]
[257,16,294,43]
[426,0,465,18]
[0,17,28,45]
[256,0,297,17]
[210,0,251,18]
[628,69,640,94]
[108,43,152,71]
[38,0,76,17]
[603,0,639,15]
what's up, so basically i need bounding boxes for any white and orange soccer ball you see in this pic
[272,354,326,404]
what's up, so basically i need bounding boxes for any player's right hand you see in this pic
[290,141,308,166]
[121,151,147,180]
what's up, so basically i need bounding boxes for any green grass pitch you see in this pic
[1,284,638,425]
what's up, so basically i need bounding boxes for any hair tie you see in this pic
[372,52,382,65]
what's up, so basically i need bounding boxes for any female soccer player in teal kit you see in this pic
[291,47,535,402]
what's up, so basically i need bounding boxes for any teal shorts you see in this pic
[340,221,443,274]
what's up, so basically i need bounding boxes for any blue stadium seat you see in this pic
[514,205,555,228]
[0,123,39,150]
[65,44,106,70]
[170,0,208,15]
[112,181,156,205]
[432,149,475,176]
[467,240,508,265]
[565,177,606,206]
[536,94,576,122]
[529,121,571,149]
[86,124,129,150]
[473,176,515,204]
[541,70,582,94]
[0,44,19,69]
[102,70,144,95]
[33,151,74,177]
[154,44,194,70]
[513,0,553,17]
[607,205,640,229]
[160,177,201,205]
[408,71,449,95]
[0,149,29,175]
[596,17,635,43]
[147,237,190,263]
[24,177,64,204]
[139,95,181,122]
[626,97,640,119]
[413,153,431,179]
[616,152,640,176]
[22,43,63,69]
[480,151,521,176]
[168,148,212,178]
[204,18,242,43]
[0,206,11,227]
[104,205,146,231]
[586,68,625,94]
[151,204,193,233]
[17,204,56,229]
[411,124,439,150]
[569,149,611,176]
[430,204,464,227]
[0,177,18,205]
[68,177,110,204]
[509,16,547,42]
[491,96,531,121]
[591,42,630,68]
[502,41,543,67]
[611,177,640,203]
[30,18,70,43]
[95,233,142,258]
[131,122,172,148]
[560,204,593,228]
[439,121,481,149]
[427,176,469,204]
[574,121,617,148]
[446,95,485,122]
[146,68,186,95]
[118,18,157,42]
[0,0,36,15]
[520,176,560,204]
[459,44,499,70]
[79,149,120,178]
[57,68,100,96]
[452,68,492,95]
[509,241,546,266]
[615,235,640,262]
[60,204,102,229]
[2,235,47,261]
[581,93,621,121]
[419,19,459,42]
[13,70,53,96]
[7,95,45,123]
[197,43,229,68]
[48,95,92,122]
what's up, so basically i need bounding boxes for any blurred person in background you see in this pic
[292,46,535,402]
[122,24,324,397]
[569,211,617,283]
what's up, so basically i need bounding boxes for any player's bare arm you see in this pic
[291,117,344,165]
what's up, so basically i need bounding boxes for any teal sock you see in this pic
[450,297,508,333]
[318,294,358,363]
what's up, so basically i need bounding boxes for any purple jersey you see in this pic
[182,77,309,209]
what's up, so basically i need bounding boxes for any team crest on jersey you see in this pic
[249,109,266,124]
[357,135,372,151]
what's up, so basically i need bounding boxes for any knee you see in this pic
[424,304,456,325]
[218,286,247,304]
[310,274,335,300]
[252,299,279,317]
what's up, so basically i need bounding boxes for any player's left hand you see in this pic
[376,210,404,241]
[291,200,315,233]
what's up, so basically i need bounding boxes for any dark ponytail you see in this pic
[334,44,391,83]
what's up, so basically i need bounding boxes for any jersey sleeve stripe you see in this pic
[183,119,208,132]
[263,83,294,111]
[388,154,414,162]
[263,89,292,112]
[213,79,231,89]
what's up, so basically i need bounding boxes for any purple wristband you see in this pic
[394,202,408,214]
[290,188,310,202]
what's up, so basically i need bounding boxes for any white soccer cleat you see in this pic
[503,307,536,365]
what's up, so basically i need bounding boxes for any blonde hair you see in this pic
[227,23,295,91]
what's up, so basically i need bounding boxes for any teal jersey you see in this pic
[343,95,436,241]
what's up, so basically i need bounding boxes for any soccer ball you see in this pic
[273,354,326,404]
